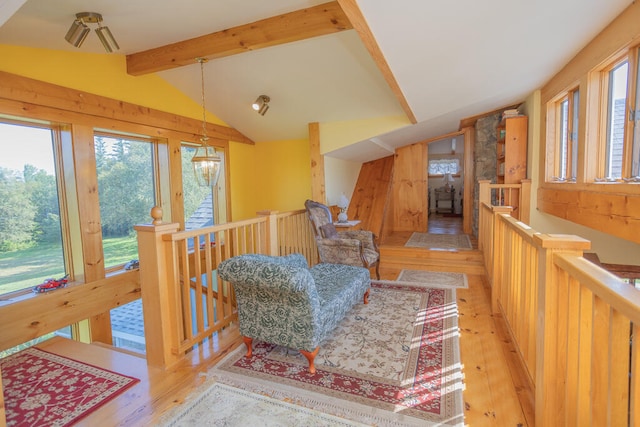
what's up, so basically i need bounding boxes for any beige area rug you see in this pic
[376,269,469,289]
[405,232,472,250]
[160,382,367,426]
[203,282,463,427]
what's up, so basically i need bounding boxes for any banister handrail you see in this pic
[554,253,640,323]
[496,213,537,244]
[162,216,267,241]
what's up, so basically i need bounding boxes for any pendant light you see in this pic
[192,57,222,187]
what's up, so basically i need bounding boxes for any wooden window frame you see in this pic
[593,45,640,182]
[627,46,640,178]
[545,86,579,183]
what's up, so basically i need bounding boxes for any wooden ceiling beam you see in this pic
[0,71,254,144]
[126,1,353,76]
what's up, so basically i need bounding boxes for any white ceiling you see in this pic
[0,0,633,162]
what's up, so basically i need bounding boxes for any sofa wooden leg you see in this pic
[300,347,319,374]
[243,336,253,357]
[363,288,370,304]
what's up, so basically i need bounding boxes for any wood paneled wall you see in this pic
[347,156,393,238]
[391,142,428,232]
[538,187,640,245]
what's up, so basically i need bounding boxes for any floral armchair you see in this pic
[304,199,380,279]
[217,253,371,373]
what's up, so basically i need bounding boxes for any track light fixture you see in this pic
[65,12,119,52]
[252,95,270,116]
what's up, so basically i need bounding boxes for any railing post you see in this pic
[533,233,591,426]
[478,180,492,255]
[519,179,531,224]
[478,179,491,206]
[134,206,181,369]
[257,210,279,256]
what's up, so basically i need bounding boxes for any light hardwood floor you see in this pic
[32,215,533,426]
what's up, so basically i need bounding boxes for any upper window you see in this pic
[594,46,640,182]
[632,48,640,179]
[428,158,459,175]
[604,60,628,180]
[554,88,580,182]
[0,121,66,296]
[95,133,156,269]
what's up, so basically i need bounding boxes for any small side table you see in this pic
[334,220,361,231]
[435,188,454,214]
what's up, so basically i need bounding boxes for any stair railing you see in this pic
[478,179,531,223]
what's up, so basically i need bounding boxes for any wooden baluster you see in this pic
[631,323,640,426]
[0,365,5,427]
[520,179,531,224]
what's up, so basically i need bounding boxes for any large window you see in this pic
[95,132,158,354]
[94,133,156,268]
[0,121,66,296]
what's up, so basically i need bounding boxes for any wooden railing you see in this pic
[478,179,531,223]
[134,208,317,368]
[479,200,640,426]
[275,209,319,265]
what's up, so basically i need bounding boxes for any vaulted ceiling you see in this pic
[0,0,632,162]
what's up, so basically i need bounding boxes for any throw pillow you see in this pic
[320,223,338,239]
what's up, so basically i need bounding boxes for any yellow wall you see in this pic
[229,139,311,220]
[0,45,313,220]
[0,45,223,125]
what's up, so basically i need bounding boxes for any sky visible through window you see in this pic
[1,123,55,174]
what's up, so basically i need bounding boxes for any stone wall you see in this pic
[472,112,501,236]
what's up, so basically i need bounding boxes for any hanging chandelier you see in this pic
[192,57,222,187]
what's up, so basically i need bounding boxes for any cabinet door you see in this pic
[501,116,527,184]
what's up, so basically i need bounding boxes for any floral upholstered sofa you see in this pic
[217,253,371,373]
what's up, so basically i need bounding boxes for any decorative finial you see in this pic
[150,206,162,225]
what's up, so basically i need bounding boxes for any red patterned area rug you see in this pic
[1,347,139,426]
[211,282,463,426]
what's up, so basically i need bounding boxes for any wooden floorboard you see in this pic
[26,214,533,426]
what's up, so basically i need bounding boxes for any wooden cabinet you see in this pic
[496,116,527,184]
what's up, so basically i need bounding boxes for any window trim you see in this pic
[546,86,580,183]
[626,45,640,178]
